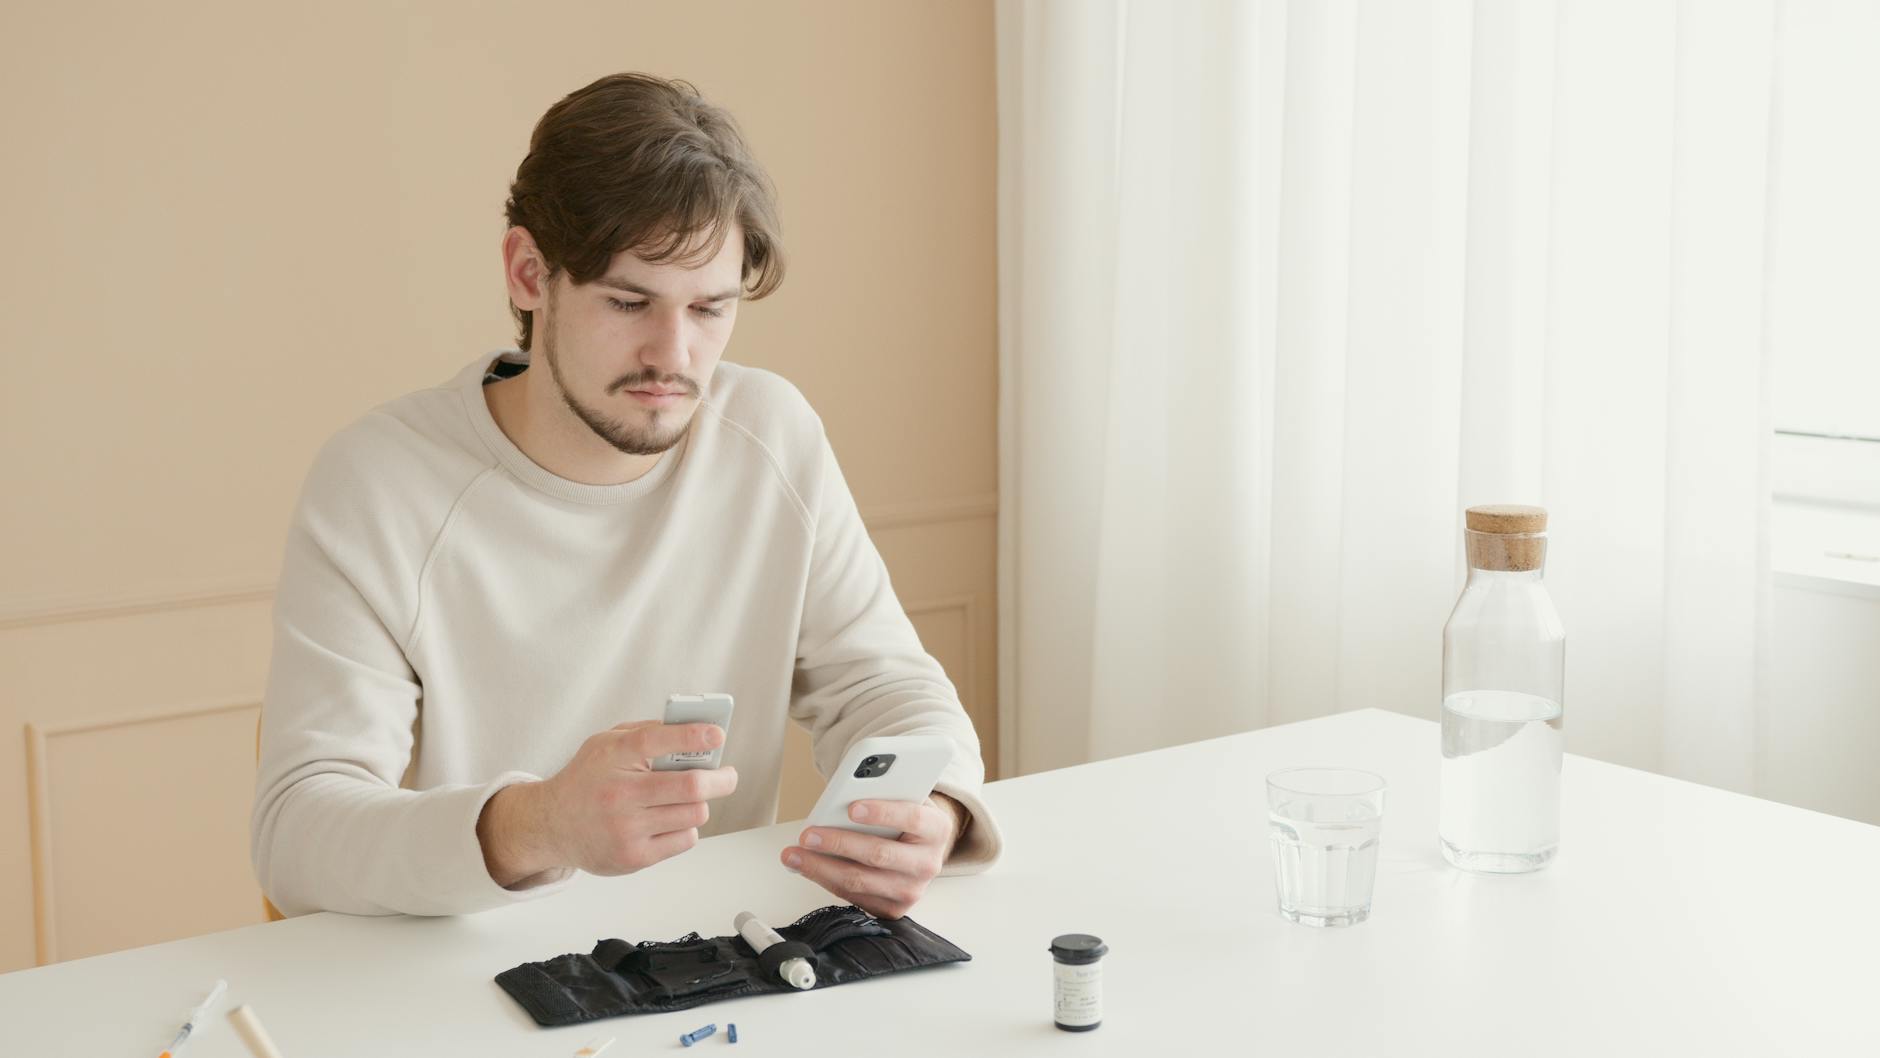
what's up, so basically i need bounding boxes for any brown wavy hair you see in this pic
[503,73,786,351]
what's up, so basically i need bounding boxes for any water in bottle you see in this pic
[1438,505,1565,874]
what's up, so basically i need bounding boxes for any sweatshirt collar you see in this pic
[457,349,688,506]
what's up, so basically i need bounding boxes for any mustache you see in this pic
[609,371,700,397]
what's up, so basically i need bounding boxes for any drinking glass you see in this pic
[1267,768,1387,927]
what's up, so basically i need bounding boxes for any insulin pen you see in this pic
[734,911,816,990]
[159,978,227,1058]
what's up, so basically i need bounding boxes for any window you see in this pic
[1768,0,1880,588]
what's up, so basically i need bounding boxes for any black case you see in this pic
[495,905,972,1027]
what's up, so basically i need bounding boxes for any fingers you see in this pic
[847,799,950,842]
[797,826,927,874]
[636,826,701,865]
[572,792,713,876]
[636,766,739,806]
[640,800,711,834]
[781,812,949,921]
[782,847,922,920]
[612,722,725,765]
[552,723,734,877]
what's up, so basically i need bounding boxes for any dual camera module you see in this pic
[853,753,898,779]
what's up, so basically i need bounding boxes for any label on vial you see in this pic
[1053,962,1102,1026]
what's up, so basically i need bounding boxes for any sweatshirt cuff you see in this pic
[428,771,576,913]
[933,779,1002,875]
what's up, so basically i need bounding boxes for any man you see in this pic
[250,73,1000,920]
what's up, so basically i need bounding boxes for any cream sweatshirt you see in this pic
[250,350,1001,917]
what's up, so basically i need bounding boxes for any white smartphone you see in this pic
[806,734,956,839]
[652,693,735,771]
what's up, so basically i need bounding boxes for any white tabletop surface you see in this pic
[4,708,1876,1056]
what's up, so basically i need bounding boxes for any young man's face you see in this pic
[535,225,744,456]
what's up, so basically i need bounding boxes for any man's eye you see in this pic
[606,297,726,319]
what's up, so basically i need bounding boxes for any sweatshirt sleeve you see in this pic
[789,433,1003,873]
[250,428,575,916]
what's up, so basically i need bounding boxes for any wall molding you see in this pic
[0,494,999,631]
[0,581,276,632]
[860,493,998,532]
[901,593,987,770]
[25,697,262,966]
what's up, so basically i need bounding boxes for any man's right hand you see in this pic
[477,721,738,887]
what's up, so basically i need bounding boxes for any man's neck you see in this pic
[484,369,663,487]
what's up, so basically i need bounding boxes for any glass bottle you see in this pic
[1438,504,1565,873]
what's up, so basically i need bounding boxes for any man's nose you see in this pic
[638,307,691,377]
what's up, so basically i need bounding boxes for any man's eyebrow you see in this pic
[594,276,742,301]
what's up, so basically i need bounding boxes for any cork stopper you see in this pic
[1464,504,1547,571]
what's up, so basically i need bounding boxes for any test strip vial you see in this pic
[1049,933,1107,1031]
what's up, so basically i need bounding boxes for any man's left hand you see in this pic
[781,794,966,920]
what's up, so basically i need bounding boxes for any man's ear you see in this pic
[502,226,550,310]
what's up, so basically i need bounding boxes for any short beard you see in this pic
[538,293,698,457]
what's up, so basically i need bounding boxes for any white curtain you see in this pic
[995,0,1775,794]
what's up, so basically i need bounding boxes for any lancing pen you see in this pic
[158,978,227,1058]
[734,911,816,989]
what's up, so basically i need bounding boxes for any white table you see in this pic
[5,708,1876,1056]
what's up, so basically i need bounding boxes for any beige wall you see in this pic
[0,0,997,970]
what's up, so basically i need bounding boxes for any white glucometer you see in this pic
[652,692,735,771]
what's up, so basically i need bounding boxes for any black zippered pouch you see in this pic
[495,905,972,1027]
